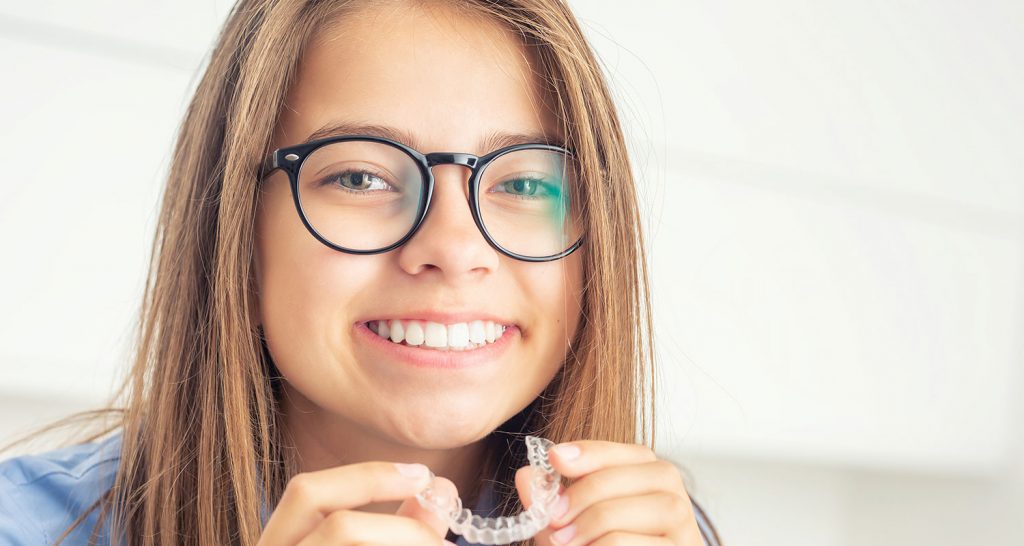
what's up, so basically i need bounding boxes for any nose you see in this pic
[396,163,500,280]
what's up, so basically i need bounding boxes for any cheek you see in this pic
[563,253,585,332]
[254,188,380,374]
[523,253,585,367]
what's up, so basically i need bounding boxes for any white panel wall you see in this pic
[565,0,1023,474]
[1,1,1021,545]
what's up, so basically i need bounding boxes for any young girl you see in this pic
[0,1,721,545]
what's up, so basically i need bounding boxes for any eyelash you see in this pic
[318,169,396,193]
[491,178,556,200]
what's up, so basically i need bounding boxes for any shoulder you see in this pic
[0,430,123,544]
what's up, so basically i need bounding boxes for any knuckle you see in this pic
[370,461,394,480]
[652,458,674,473]
[323,510,354,535]
[283,472,315,505]
[372,460,408,482]
[664,491,691,518]
[654,459,683,485]
[377,460,401,472]
[586,499,613,524]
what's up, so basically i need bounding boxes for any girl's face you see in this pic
[254,3,583,450]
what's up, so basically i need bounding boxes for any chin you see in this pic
[386,406,499,450]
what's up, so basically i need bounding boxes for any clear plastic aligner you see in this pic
[415,435,561,545]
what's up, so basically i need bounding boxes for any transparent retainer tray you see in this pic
[416,435,561,545]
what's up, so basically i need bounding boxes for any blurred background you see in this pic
[0,1,1021,544]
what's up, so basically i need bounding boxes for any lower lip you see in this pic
[353,322,517,369]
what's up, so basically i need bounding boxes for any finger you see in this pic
[514,464,566,507]
[515,466,565,546]
[548,440,657,479]
[547,460,687,528]
[514,466,535,507]
[395,476,458,537]
[547,492,691,546]
[293,510,446,546]
[261,462,433,546]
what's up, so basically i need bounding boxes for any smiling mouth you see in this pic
[366,318,510,351]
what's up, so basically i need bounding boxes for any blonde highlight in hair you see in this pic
[1,1,719,544]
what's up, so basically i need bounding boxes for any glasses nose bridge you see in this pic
[424,152,480,172]
[414,151,488,256]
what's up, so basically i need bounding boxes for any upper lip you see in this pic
[358,310,516,326]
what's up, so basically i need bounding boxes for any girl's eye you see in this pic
[493,178,558,200]
[320,170,394,193]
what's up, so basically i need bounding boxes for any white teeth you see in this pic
[424,322,447,348]
[371,319,509,350]
[389,319,404,344]
[469,320,485,344]
[405,321,425,346]
[448,323,470,348]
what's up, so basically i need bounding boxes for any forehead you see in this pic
[274,1,563,154]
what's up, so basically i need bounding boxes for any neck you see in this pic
[279,381,490,514]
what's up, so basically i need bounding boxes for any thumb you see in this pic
[514,466,563,545]
[396,475,458,539]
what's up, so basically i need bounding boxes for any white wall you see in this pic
[1,1,1021,544]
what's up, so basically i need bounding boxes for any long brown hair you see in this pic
[1,1,720,544]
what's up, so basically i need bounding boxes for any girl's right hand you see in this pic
[257,461,458,546]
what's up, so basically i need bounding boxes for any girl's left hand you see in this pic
[514,440,705,546]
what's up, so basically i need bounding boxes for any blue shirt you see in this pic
[0,431,716,545]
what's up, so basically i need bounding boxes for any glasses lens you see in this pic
[296,140,424,251]
[477,148,582,258]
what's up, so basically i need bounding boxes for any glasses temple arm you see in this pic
[258,151,278,180]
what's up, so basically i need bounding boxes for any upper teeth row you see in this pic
[370,319,508,349]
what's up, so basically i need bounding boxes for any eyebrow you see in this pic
[302,120,566,153]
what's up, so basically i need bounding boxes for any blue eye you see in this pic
[494,178,560,200]
[509,178,538,196]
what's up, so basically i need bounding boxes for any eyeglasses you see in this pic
[259,134,585,262]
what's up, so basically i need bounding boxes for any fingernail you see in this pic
[394,462,429,479]
[550,523,577,545]
[550,493,570,520]
[553,443,580,461]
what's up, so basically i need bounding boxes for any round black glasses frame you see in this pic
[259,134,586,263]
